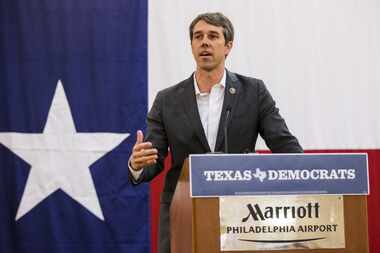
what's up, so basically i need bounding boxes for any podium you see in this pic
[170,155,369,253]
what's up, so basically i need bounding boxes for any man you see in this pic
[129,12,303,253]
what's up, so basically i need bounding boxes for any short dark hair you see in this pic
[189,12,234,44]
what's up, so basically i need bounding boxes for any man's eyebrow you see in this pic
[208,31,220,35]
[193,30,221,36]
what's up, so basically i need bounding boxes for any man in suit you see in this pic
[129,12,303,253]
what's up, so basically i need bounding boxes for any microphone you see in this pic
[224,105,232,153]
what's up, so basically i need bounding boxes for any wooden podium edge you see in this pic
[170,159,369,253]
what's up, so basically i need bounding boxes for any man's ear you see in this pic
[225,40,233,57]
[226,40,233,49]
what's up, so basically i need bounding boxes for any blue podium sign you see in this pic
[189,154,369,197]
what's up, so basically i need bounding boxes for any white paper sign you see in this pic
[220,195,345,251]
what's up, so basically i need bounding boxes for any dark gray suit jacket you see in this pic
[132,70,302,253]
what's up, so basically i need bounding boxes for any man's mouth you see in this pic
[199,51,212,57]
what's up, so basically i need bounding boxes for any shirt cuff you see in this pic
[129,160,144,180]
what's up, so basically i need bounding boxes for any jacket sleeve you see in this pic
[257,80,303,153]
[131,90,169,184]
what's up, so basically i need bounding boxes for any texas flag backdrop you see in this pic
[0,0,149,253]
[1,1,379,253]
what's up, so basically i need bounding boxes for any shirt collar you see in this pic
[194,69,226,95]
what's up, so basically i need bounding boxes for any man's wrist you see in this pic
[129,161,140,171]
[128,160,143,180]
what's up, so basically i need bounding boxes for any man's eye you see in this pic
[194,34,203,40]
[208,34,218,40]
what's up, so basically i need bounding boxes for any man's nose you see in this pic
[201,38,210,47]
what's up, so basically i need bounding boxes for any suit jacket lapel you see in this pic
[180,74,211,152]
[214,70,240,152]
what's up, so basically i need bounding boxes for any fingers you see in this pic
[136,130,144,144]
[133,154,158,164]
[133,141,154,152]
[132,147,158,160]
[130,130,159,170]
[131,149,158,170]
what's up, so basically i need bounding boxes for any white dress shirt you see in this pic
[194,70,226,152]
[129,70,226,178]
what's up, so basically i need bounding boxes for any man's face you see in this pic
[191,20,232,72]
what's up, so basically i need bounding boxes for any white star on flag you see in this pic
[0,80,129,221]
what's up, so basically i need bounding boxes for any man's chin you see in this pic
[198,63,217,72]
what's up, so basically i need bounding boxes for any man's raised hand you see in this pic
[130,130,158,171]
